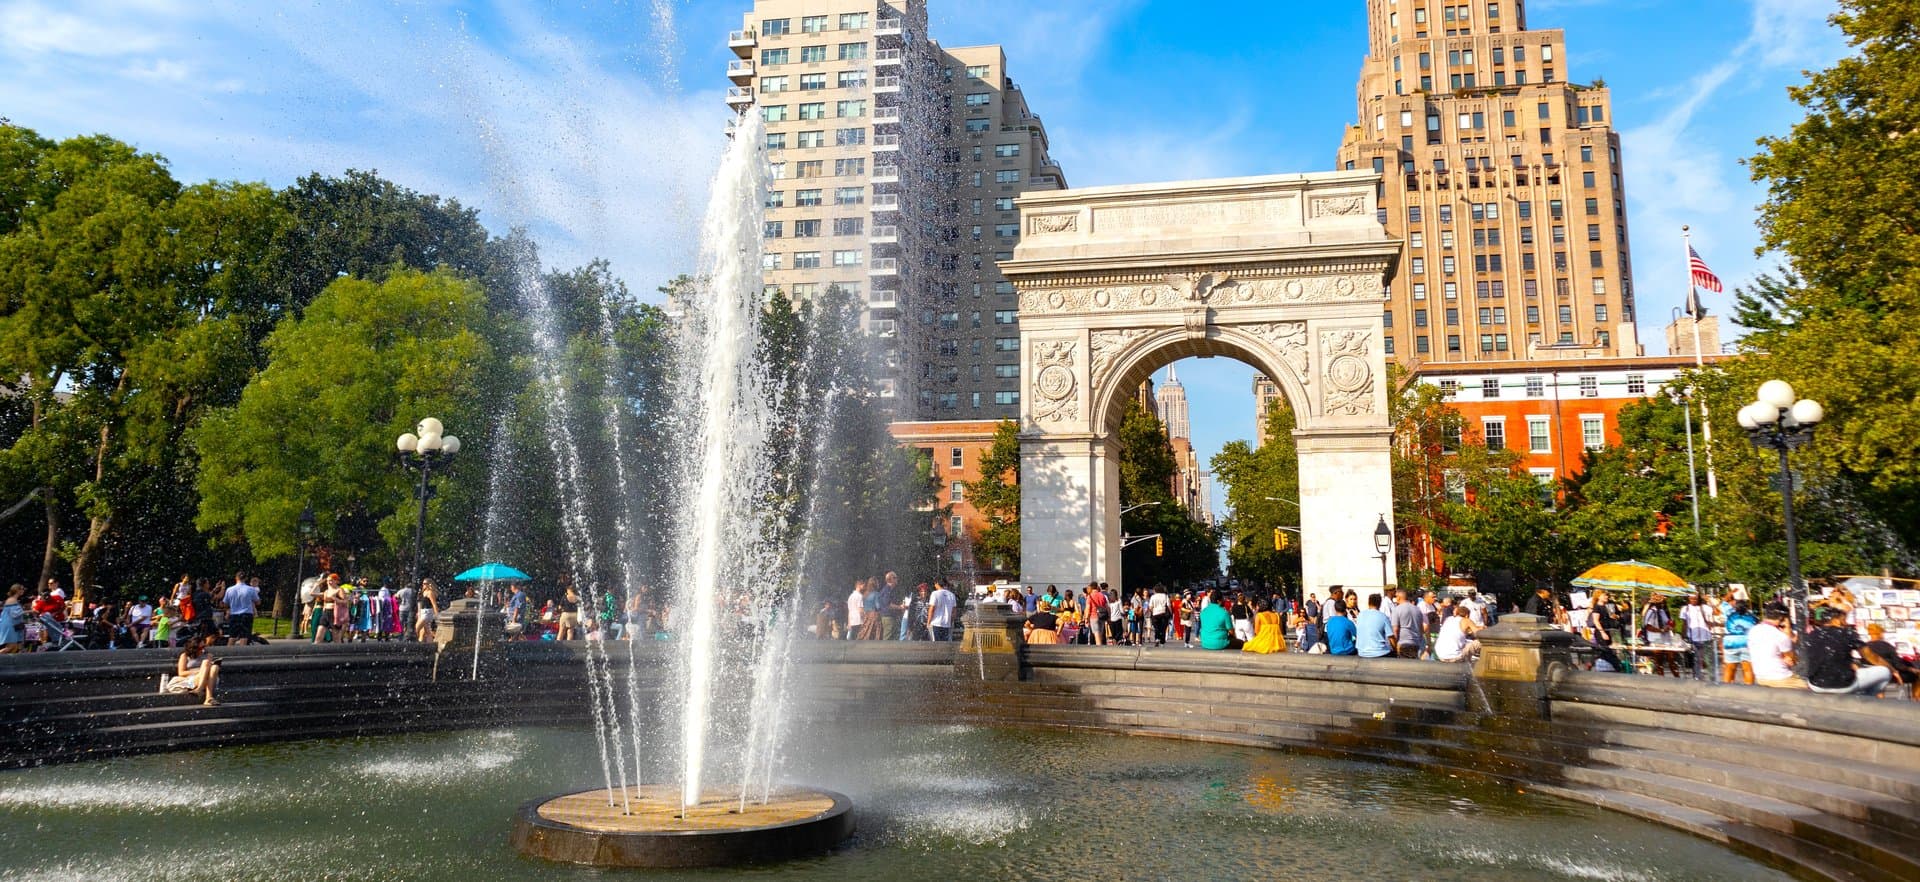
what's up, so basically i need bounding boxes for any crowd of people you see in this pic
[0,574,269,653]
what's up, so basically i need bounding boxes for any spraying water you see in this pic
[669,113,775,810]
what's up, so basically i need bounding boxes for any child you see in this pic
[153,602,175,648]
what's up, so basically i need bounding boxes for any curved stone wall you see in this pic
[3,638,1914,881]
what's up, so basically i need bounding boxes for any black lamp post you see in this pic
[1373,514,1393,590]
[293,505,315,638]
[396,417,461,616]
[1735,380,1824,624]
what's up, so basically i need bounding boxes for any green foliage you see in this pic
[1210,403,1300,590]
[191,269,498,562]
[964,420,1022,574]
[1113,397,1217,586]
[1738,0,1920,557]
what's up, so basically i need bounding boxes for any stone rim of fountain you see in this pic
[509,785,854,868]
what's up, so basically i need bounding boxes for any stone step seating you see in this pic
[1331,709,1918,882]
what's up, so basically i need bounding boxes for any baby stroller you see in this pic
[39,614,85,651]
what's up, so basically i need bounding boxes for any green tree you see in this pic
[1210,403,1300,591]
[964,420,1022,575]
[191,269,498,569]
[1114,397,1217,586]
[0,127,287,596]
[1740,0,1920,552]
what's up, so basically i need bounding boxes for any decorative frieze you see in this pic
[1030,339,1079,424]
[1320,329,1377,415]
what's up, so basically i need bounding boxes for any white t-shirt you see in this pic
[1321,597,1340,622]
[128,602,154,625]
[846,590,863,627]
[1679,604,1715,642]
[1462,597,1487,627]
[928,588,957,628]
[1109,592,1122,622]
[1435,616,1470,661]
[1748,622,1795,681]
[1148,591,1170,616]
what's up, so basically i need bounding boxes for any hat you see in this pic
[1813,605,1846,625]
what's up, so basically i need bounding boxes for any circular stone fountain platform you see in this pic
[510,785,853,868]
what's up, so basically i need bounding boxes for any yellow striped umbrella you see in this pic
[1570,560,1691,595]
[1572,560,1696,671]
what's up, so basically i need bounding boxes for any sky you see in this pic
[0,0,1850,520]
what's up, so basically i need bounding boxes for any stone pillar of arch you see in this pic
[1002,171,1401,598]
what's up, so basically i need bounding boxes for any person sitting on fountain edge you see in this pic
[1199,589,1241,651]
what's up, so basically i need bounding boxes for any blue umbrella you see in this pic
[454,562,531,582]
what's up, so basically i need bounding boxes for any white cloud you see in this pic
[0,0,172,56]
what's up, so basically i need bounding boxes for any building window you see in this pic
[1582,416,1605,450]
[994,143,1021,158]
[835,100,866,118]
[1626,374,1646,395]
[1416,335,1431,354]
[1438,380,1459,399]
[994,337,1019,352]
[1529,418,1551,453]
[1595,304,1609,323]
[792,251,820,269]
[796,189,822,207]
[761,253,782,270]
[763,221,783,239]
[760,18,790,35]
[994,364,1019,379]
[836,42,867,60]
[965,93,992,106]
[797,102,825,120]
[994,222,1019,237]
[761,47,789,65]
[800,15,827,33]
[994,391,1019,405]
[833,187,863,205]
[799,72,827,91]
[793,219,820,237]
[965,118,991,133]
[832,217,863,236]
[1578,375,1599,397]
[994,309,1017,324]
[837,71,866,89]
[995,170,1021,183]
[762,105,789,122]
[832,250,862,267]
[950,481,965,502]
[799,45,827,63]
[1483,419,1507,451]
[1481,377,1500,399]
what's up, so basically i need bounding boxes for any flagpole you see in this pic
[1683,225,1720,499]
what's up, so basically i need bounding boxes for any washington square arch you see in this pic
[1000,170,1401,596]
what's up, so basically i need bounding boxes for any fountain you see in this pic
[507,113,853,868]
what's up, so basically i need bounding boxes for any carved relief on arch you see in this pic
[1320,328,1377,415]
[1237,321,1311,393]
[1030,339,1080,424]
[1087,328,1156,399]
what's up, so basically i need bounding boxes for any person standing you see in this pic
[414,580,440,642]
[845,580,865,641]
[928,581,957,642]
[0,584,27,654]
[395,580,418,642]
[1592,590,1624,648]
[1147,585,1171,646]
[296,574,319,639]
[860,579,886,640]
[1721,600,1757,685]
[881,572,904,641]
[1356,595,1395,659]
[503,582,529,639]
[1679,594,1716,680]
[906,584,930,641]
[1389,589,1426,660]
[556,587,581,641]
[1300,595,1323,652]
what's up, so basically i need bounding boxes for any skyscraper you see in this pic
[728,1,1065,418]
[1154,365,1190,443]
[1335,0,1640,366]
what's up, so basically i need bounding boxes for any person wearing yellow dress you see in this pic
[1242,599,1288,654]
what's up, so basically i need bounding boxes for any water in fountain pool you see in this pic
[0,724,1793,882]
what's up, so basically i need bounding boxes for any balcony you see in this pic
[726,59,753,81]
[874,48,903,67]
[728,29,756,56]
[871,164,899,183]
[725,86,753,107]
[873,105,901,123]
[1030,174,1061,188]
[876,18,903,36]
[869,224,898,244]
[872,133,901,152]
[870,258,899,276]
[872,193,900,210]
[873,75,901,93]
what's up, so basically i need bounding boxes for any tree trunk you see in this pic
[69,514,110,605]
[37,496,59,592]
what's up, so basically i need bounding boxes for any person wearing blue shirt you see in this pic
[1355,594,1395,658]
[1324,598,1357,656]
[1199,590,1241,650]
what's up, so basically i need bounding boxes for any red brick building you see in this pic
[888,419,1009,579]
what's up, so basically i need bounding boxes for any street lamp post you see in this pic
[1373,514,1392,590]
[293,505,315,638]
[1735,381,1824,623]
[396,417,461,622]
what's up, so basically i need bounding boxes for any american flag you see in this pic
[1689,246,1723,293]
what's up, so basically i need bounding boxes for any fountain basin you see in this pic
[510,785,852,868]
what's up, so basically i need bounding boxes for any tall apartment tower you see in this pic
[1336,0,1640,367]
[728,1,1065,418]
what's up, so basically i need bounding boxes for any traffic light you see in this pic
[1154,536,1164,557]
[1274,527,1283,551]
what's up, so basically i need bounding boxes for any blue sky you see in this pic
[0,0,1848,518]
